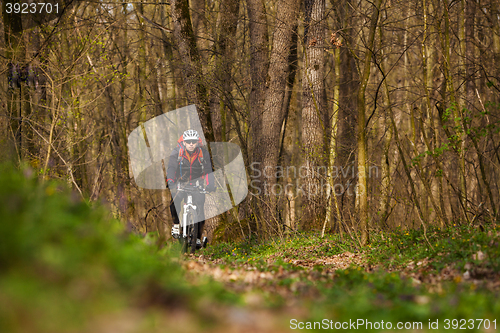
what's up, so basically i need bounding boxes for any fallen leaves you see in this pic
[288,251,364,270]
[182,249,368,309]
[185,238,500,322]
[472,250,486,261]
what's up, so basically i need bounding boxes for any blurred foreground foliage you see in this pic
[0,163,237,333]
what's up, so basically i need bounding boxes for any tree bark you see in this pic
[170,0,214,142]
[356,0,382,245]
[377,24,394,228]
[301,0,326,225]
[323,39,343,237]
[3,2,24,161]
[246,0,269,166]
[209,0,240,142]
[259,0,299,235]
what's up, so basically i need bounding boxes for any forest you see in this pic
[1,0,500,331]
[2,0,500,240]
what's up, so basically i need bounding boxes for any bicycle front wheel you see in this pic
[179,234,188,253]
[190,215,198,254]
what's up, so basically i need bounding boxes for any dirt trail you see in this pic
[90,250,500,333]
[184,251,364,284]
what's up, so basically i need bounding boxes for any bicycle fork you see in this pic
[182,195,196,238]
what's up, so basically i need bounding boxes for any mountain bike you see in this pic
[176,184,208,254]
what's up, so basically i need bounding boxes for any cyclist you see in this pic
[166,129,215,245]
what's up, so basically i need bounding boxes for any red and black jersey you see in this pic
[166,138,214,190]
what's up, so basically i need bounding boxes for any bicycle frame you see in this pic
[176,184,207,252]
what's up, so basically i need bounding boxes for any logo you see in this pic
[3,0,76,31]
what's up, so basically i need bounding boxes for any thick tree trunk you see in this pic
[337,0,358,225]
[259,0,299,235]
[246,0,269,166]
[245,0,270,236]
[301,0,326,226]
[170,0,214,142]
[209,0,240,142]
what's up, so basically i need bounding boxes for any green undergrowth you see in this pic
[201,232,357,267]
[307,268,500,332]
[201,224,500,330]
[367,223,500,273]
[204,222,500,274]
[0,163,238,333]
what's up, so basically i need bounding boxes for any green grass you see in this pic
[308,269,500,331]
[204,220,500,273]
[367,223,500,273]
[201,232,358,267]
[205,222,500,274]
[202,224,500,331]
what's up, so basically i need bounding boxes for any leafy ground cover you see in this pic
[1,162,499,332]
[194,224,500,331]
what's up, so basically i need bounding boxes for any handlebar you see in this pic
[176,183,207,194]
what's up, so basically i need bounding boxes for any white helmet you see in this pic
[182,129,199,141]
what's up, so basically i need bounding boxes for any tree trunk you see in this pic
[3,3,24,161]
[377,25,394,228]
[356,0,382,245]
[246,0,269,167]
[323,39,343,237]
[209,0,240,142]
[259,0,298,235]
[170,0,214,142]
[441,0,468,219]
[301,0,326,226]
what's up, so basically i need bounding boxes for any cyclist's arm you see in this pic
[166,147,180,188]
[202,147,216,192]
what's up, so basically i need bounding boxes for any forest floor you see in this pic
[1,163,499,333]
[174,224,500,332]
